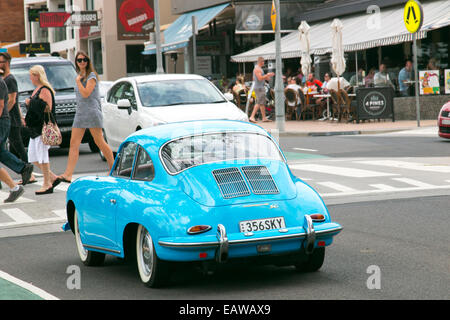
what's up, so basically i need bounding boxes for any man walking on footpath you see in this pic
[249,57,274,123]
[0,53,35,184]
[0,68,32,202]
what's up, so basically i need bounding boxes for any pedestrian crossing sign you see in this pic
[403,0,423,33]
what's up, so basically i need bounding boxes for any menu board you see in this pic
[419,70,440,95]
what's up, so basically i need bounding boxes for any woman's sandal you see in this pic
[52,177,72,188]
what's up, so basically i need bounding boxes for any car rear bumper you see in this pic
[157,217,342,262]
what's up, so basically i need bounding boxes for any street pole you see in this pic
[192,15,198,74]
[274,0,285,132]
[154,0,164,74]
[413,33,420,127]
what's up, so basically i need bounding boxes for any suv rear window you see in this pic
[12,62,77,94]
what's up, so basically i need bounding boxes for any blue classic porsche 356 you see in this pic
[64,120,342,287]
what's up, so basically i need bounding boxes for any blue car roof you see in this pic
[126,120,271,151]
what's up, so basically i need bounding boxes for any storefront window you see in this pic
[127,45,158,74]
[90,38,103,75]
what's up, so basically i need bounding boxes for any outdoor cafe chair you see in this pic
[298,89,316,120]
[284,88,299,120]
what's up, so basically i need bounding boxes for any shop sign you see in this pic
[197,41,221,56]
[117,0,155,40]
[19,42,51,55]
[356,87,394,122]
[28,8,48,22]
[403,0,423,34]
[235,2,306,33]
[70,11,98,27]
[40,11,98,28]
[419,70,440,95]
[445,69,450,94]
[39,12,72,28]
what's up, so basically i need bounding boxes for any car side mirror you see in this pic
[117,99,131,109]
[223,92,233,101]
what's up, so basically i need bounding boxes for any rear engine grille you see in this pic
[241,166,279,195]
[212,168,250,199]
[440,126,450,133]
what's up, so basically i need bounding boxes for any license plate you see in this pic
[239,217,286,233]
[442,119,450,125]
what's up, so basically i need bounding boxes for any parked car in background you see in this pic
[100,74,248,159]
[438,101,450,139]
[99,81,113,101]
[63,120,342,287]
[11,56,97,151]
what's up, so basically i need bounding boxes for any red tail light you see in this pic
[309,214,325,222]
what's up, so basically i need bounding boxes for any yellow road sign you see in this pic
[404,0,423,33]
[271,1,276,32]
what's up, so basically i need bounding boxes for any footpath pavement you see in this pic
[254,119,437,136]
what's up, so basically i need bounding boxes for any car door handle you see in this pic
[110,199,117,204]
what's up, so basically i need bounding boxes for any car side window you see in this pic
[122,83,137,110]
[133,146,155,181]
[109,82,126,104]
[113,142,138,178]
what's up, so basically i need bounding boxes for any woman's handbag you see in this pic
[41,111,62,146]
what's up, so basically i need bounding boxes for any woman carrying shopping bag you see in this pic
[24,65,58,195]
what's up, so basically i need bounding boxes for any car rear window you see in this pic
[160,132,283,174]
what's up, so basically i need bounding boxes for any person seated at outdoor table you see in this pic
[364,68,376,87]
[285,77,302,118]
[326,76,351,92]
[349,68,364,87]
[305,73,323,93]
[374,63,394,88]
[232,75,246,95]
[398,60,413,97]
[321,73,331,93]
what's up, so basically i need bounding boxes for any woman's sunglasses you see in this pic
[76,58,89,63]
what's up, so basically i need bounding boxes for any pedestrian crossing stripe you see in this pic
[355,160,450,173]
[289,163,399,178]
[0,208,66,228]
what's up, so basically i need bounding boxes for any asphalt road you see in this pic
[0,195,448,300]
[0,130,449,301]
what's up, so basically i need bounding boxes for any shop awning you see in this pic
[231,0,450,62]
[143,3,230,55]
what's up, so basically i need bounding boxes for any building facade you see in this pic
[0,0,26,56]
[22,0,179,80]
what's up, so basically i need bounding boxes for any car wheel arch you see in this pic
[66,200,76,235]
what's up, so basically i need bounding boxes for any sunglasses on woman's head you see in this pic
[76,58,89,63]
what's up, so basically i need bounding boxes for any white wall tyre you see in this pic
[136,225,170,288]
[74,209,105,266]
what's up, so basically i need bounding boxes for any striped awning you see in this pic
[231,0,449,62]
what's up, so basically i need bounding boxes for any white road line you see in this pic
[392,177,435,188]
[293,147,318,152]
[290,163,398,178]
[0,270,59,300]
[0,191,34,205]
[355,160,450,173]
[2,208,34,224]
[52,209,66,219]
[369,184,399,191]
[321,183,450,198]
[317,181,356,192]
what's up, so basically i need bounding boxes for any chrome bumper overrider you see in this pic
[158,217,343,255]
